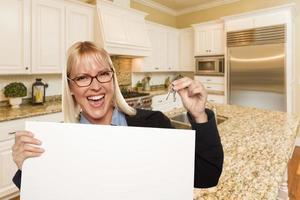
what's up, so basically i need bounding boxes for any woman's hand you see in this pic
[12,131,44,170]
[172,77,208,123]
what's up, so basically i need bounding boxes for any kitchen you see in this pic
[0,0,300,199]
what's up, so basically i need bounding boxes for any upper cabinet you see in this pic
[96,0,151,57]
[193,22,224,56]
[224,8,293,32]
[31,0,65,74]
[66,4,94,49]
[0,0,95,75]
[0,0,31,74]
[179,28,194,72]
[132,22,180,72]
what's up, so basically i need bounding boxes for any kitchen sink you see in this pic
[170,112,228,129]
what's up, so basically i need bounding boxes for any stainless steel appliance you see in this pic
[195,55,224,76]
[227,24,286,111]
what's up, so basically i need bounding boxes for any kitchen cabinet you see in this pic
[194,75,226,104]
[0,0,94,75]
[0,0,31,74]
[31,0,65,74]
[193,22,224,56]
[224,9,291,32]
[134,22,180,72]
[66,3,94,50]
[179,28,194,72]
[0,112,63,199]
[152,93,182,112]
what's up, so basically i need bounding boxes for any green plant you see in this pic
[136,81,143,87]
[4,82,27,98]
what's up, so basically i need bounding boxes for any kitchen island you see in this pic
[166,104,300,199]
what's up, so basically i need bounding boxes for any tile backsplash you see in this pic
[111,56,132,86]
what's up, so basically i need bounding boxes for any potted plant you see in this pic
[4,82,27,108]
[136,81,143,92]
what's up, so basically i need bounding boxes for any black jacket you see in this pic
[13,109,223,189]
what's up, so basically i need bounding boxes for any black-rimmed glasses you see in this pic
[67,71,114,87]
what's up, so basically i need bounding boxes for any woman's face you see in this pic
[68,57,115,124]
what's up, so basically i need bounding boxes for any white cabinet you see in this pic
[0,112,63,199]
[193,22,224,56]
[179,28,194,72]
[31,0,65,74]
[167,30,180,71]
[0,0,94,75]
[152,93,182,112]
[96,0,150,57]
[0,0,31,74]
[194,75,226,104]
[66,4,94,49]
[134,22,180,72]
[224,10,291,32]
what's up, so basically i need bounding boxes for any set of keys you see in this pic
[165,84,177,102]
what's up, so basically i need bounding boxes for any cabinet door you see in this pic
[211,27,224,55]
[66,4,94,50]
[0,139,19,199]
[157,28,168,71]
[127,17,150,47]
[31,0,65,74]
[194,28,207,55]
[180,28,194,71]
[167,30,180,71]
[142,26,156,71]
[0,0,30,74]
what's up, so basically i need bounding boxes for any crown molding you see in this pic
[132,0,241,16]
[132,0,177,15]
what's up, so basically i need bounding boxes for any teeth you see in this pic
[87,95,104,101]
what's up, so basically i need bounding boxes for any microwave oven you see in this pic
[195,56,224,75]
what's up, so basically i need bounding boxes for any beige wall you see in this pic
[130,1,176,27]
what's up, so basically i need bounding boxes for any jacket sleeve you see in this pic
[188,108,224,188]
[12,169,22,189]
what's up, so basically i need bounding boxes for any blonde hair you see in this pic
[63,41,136,123]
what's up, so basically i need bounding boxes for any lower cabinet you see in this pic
[0,112,63,199]
[207,94,225,104]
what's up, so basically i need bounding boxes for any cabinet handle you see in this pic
[207,86,211,89]
[155,67,159,70]
[206,79,212,81]
[25,67,29,70]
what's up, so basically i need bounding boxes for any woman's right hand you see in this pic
[12,131,44,170]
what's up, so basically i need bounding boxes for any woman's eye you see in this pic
[100,71,110,76]
[75,76,89,81]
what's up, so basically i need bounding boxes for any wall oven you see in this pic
[195,55,224,76]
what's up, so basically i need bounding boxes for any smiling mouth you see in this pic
[87,95,105,102]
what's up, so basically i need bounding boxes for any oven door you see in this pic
[196,59,218,74]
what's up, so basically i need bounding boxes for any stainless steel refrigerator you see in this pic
[227,25,286,111]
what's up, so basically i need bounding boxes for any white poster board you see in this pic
[21,121,195,200]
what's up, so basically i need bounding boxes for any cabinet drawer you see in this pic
[203,83,224,91]
[194,76,224,84]
[207,94,225,104]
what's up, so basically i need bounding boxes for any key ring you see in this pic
[166,85,176,102]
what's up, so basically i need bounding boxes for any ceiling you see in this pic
[151,0,220,11]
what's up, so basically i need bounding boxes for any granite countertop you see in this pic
[0,99,62,122]
[167,104,300,200]
[1,94,300,199]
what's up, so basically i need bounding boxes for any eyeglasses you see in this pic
[67,71,114,87]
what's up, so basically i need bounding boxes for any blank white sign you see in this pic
[21,121,195,200]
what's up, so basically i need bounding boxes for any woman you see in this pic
[12,41,223,189]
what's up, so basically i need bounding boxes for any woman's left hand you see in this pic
[172,77,208,123]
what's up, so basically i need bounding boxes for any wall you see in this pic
[175,0,300,115]
[130,1,176,27]
[0,75,62,102]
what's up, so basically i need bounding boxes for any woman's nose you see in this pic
[89,77,102,90]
